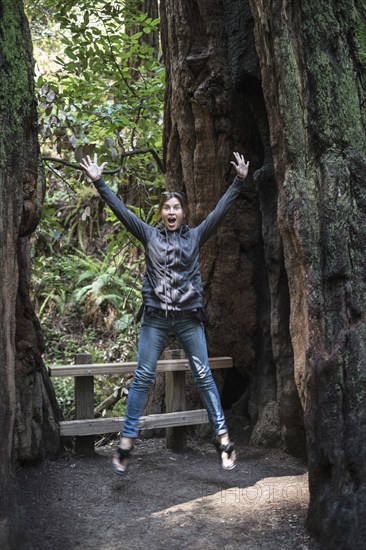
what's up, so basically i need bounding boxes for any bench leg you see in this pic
[75,375,95,456]
[165,370,187,451]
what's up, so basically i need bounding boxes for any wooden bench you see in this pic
[49,352,233,455]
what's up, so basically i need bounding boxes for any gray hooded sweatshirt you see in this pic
[93,176,245,313]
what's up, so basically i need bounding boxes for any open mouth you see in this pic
[167,216,177,228]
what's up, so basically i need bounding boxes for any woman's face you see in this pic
[160,197,184,231]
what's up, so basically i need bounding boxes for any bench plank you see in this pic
[50,356,233,377]
[59,409,209,436]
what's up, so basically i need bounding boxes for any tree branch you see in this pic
[120,148,165,173]
[41,147,164,174]
[42,157,121,175]
[94,385,129,418]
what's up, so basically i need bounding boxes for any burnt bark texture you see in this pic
[0,1,60,546]
[248,0,366,547]
[160,0,305,461]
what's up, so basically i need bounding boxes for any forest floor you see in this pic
[17,419,320,550]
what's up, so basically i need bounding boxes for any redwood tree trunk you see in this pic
[160,0,305,457]
[249,0,366,547]
[0,1,60,546]
[161,0,366,546]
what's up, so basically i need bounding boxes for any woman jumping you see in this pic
[80,152,249,474]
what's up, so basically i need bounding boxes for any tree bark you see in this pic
[249,0,366,546]
[0,1,60,546]
[161,0,366,545]
[160,0,305,458]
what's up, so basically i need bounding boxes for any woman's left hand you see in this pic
[231,152,249,179]
[80,154,107,181]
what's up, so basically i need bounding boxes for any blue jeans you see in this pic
[121,312,228,438]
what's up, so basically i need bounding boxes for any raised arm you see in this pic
[195,152,249,244]
[79,155,152,245]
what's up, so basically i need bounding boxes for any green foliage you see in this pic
[30,178,144,419]
[33,0,164,175]
[52,373,129,419]
[42,313,134,419]
[73,249,140,310]
[26,0,165,418]
[52,377,75,418]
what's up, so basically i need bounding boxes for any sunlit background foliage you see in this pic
[26,0,165,417]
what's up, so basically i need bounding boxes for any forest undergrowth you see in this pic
[27,0,166,419]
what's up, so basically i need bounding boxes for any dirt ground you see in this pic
[17,422,320,550]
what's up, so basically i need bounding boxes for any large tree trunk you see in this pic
[161,0,366,546]
[249,0,366,547]
[160,0,305,456]
[0,1,60,546]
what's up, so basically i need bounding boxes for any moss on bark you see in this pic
[0,2,60,546]
[250,0,366,546]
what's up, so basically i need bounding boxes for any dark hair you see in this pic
[158,191,189,220]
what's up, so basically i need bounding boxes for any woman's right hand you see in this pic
[80,154,107,181]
